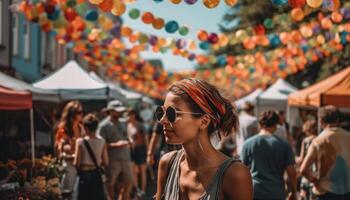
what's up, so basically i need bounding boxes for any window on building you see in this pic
[0,0,3,45]
[23,22,30,60]
[12,14,18,56]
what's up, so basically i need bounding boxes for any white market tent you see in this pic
[257,78,298,113]
[0,71,59,102]
[89,71,142,102]
[235,88,263,109]
[33,61,108,100]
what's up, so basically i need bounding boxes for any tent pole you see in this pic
[317,107,321,135]
[30,108,35,167]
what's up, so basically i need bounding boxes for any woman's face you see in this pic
[159,92,202,145]
[74,106,83,122]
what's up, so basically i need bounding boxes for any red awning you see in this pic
[0,86,32,110]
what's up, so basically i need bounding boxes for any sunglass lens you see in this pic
[166,107,176,123]
[155,106,164,121]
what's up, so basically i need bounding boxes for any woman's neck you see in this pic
[182,134,224,170]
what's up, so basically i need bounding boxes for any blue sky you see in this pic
[121,1,232,72]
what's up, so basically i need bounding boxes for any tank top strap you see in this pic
[205,158,241,200]
[162,149,184,200]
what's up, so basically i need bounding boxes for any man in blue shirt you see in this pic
[241,111,297,200]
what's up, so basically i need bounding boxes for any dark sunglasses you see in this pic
[155,106,202,123]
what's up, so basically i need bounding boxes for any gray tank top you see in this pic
[163,149,238,200]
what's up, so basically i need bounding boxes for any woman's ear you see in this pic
[200,115,211,130]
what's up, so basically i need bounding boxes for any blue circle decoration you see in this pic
[165,21,179,34]
[271,0,288,6]
[85,10,98,21]
[199,41,209,50]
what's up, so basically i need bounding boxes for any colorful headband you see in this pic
[173,79,226,127]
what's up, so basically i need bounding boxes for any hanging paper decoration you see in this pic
[264,18,275,29]
[306,0,322,8]
[85,10,98,21]
[152,18,165,29]
[291,8,304,21]
[203,0,220,9]
[170,0,182,4]
[64,8,78,22]
[185,0,198,4]
[197,30,209,41]
[165,20,179,33]
[288,0,305,8]
[98,0,114,12]
[142,12,155,24]
[111,1,126,16]
[271,0,288,6]
[208,33,219,44]
[89,0,104,5]
[225,0,238,7]
[179,25,189,36]
[129,8,140,19]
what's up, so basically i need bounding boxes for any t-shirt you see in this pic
[306,127,350,195]
[241,133,295,200]
[236,112,258,155]
[76,137,105,166]
[97,117,130,161]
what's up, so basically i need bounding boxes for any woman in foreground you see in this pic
[155,79,253,200]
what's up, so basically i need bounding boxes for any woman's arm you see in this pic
[102,144,109,167]
[223,162,253,200]
[73,139,82,168]
[155,151,177,200]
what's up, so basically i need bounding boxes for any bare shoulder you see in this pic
[158,150,178,172]
[222,161,253,200]
[224,161,251,183]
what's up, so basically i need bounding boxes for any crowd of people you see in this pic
[53,78,350,200]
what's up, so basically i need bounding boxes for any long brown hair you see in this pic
[168,79,239,139]
[58,101,82,138]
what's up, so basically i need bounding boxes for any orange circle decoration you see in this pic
[224,0,238,6]
[321,18,332,30]
[89,0,104,5]
[99,0,114,12]
[197,30,208,41]
[331,11,343,23]
[152,18,165,29]
[121,26,133,37]
[170,0,182,4]
[291,8,304,22]
[203,0,220,8]
[142,12,155,24]
[306,0,322,8]
[111,2,126,16]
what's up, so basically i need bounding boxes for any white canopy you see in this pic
[89,71,142,101]
[33,61,108,100]
[235,88,263,109]
[257,78,298,112]
[0,71,59,102]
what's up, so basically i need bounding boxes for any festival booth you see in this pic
[235,88,263,109]
[257,79,299,128]
[288,67,350,109]
[0,72,59,102]
[0,86,35,164]
[257,79,298,113]
[89,71,143,106]
[33,60,109,101]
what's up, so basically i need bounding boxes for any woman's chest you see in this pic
[178,166,219,200]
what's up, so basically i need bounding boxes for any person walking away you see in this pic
[98,100,133,200]
[241,111,297,200]
[74,113,109,200]
[127,109,148,198]
[296,120,317,200]
[55,101,84,194]
[301,106,350,200]
[236,102,258,156]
